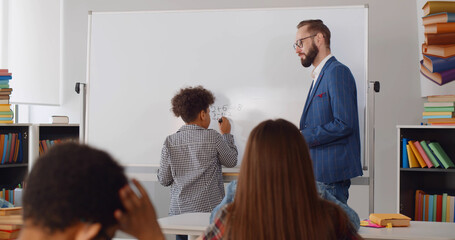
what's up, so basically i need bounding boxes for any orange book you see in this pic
[422,43,455,58]
[12,138,19,163]
[425,22,455,34]
[0,229,20,239]
[408,141,427,168]
[369,213,411,227]
[423,1,455,16]
[415,190,425,221]
[0,208,22,216]
[0,135,4,164]
[7,134,16,163]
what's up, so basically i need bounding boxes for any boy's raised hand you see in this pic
[114,179,165,240]
[218,117,231,134]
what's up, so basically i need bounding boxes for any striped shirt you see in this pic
[157,125,238,216]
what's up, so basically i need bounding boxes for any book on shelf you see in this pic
[415,190,425,221]
[422,111,454,116]
[428,142,455,168]
[402,138,409,168]
[0,72,11,76]
[425,22,455,34]
[422,43,455,58]
[433,194,437,221]
[420,140,441,168]
[424,101,455,107]
[406,144,420,168]
[413,141,434,168]
[443,193,448,222]
[369,213,411,227]
[427,117,455,123]
[1,134,7,164]
[423,54,455,73]
[51,115,69,124]
[408,141,428,168]
[423,1,455,16]
[424,106,455,112]
[423,12,455,25]
[423,115,453,119]
[420,60,455,85]
[437,194,443,222]
[0,76,11,81]
[428,95,455,102]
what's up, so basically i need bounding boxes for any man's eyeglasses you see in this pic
[293,34,317,49]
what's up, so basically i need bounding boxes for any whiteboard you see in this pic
[86,7,368,166]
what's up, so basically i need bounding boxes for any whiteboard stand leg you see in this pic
[75,82,87,143]
[367,80,380,214]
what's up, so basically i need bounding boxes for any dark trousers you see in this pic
[176,235,188,240]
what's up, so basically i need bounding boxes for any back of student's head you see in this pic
[171,85,215,123]
[228,119,337,240]
[23,142,127,234]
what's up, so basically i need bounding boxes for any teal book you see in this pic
[423,115,453,119]
[402,138,409,168]
[0,84,10,89]
[423,196,426,221]
[420,141,440,168]
[0,80,9,85]
[1,134,7,164]
[5,133,12,164]
[428,142,455,168]
[443,193,448,222]
[0,117,13,121]
[429,195,434,221]
[424,107,455,112]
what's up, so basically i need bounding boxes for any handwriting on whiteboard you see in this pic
[210,104,243,120]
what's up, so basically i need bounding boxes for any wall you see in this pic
[22,0,422,219]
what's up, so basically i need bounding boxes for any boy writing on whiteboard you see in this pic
[157,86,238,240]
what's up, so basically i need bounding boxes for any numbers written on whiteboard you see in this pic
[210,104,243,121]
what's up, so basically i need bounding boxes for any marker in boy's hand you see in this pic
[218,116,231,134]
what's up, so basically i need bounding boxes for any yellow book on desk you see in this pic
[369,213,411,227]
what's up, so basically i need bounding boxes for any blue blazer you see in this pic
[300,56,363,183]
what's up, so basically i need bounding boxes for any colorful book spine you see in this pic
[443,193,448,222]
[423,1,455,16]
[409,141,427,168]
[420,60,455,85]
[407,144,420,168]
[425,194,430,221]
[1,134,7,164]
[425,22,455,34]
[428,142,455,168]
[413,141,434,168]
[402,138,409,168]
[424,107,455,112]
[423,54,455,73]
[420,141,440,168]
[423,115,453,119]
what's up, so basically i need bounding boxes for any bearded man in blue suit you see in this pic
[294,19,362,204]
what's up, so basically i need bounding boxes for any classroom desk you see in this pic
[158,213,455,240]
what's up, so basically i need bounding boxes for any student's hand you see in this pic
[114,179,165,240]
[218,117,231,134]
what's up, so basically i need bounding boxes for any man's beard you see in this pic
[300,41,319,68]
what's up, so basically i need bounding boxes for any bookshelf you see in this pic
[397,125,455,221]
[29,124,80,169]
[0,124,31,190]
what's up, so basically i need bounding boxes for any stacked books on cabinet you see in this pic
[423,95,455,125]
[415,190,455,222]
[0,70,13,124]
[0,207,22,239]
[420,1,455,85]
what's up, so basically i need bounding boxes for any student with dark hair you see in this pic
[158,86,238,240]
[118,119,362,240]
[18,142,129,240]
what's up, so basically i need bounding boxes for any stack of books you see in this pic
[402,138,455,169]
[39,138,77,156]
[0,70,13,124]
[420,1,455,85]
[423,95,455,125]
[0,207,22,239]
[415,190,455,222]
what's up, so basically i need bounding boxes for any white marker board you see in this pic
[86,6,368,166]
